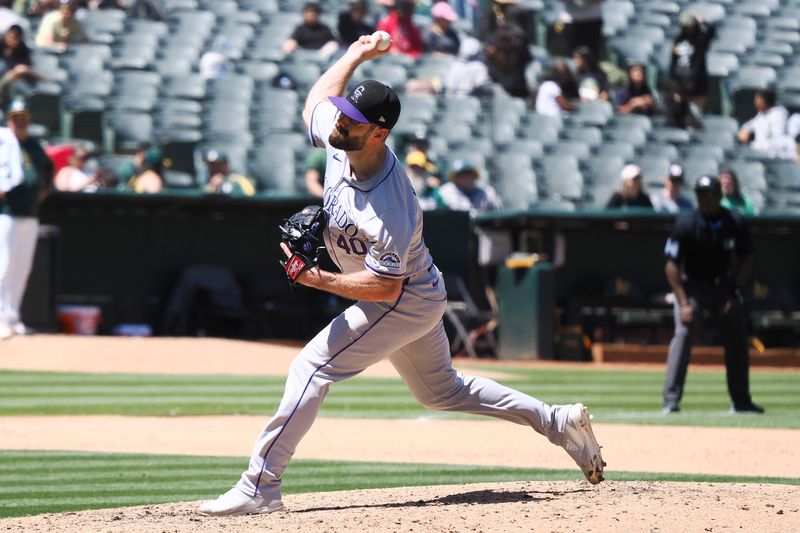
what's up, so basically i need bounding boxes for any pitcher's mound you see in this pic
[2,480,797,532]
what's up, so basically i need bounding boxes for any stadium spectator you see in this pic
[0,98,52,339]
[444,36,491,97]
[115,141,152,185]
[283,3,339,59]
[0,25,38,106]
[662,175,762,414]
[572,46,608,102]
[376,0,423,59]
[404,150,441,210]
[535,61,576,116]
[127,0,165,21]
[402,130,441,176]
[485,20,532,99]
[128,146,164,194]
[199,37,235,80]
[477,0,529,43]
[0,0,29,35]
[662,79,702,130]
[89,0,124,8]
[736,89,797,160]
[34,0,88,51]
[337,0,374,47]
[203,150,255,197]
[669,11,714,110]
[438,159,501,217]
[423,2,460,56]
[650,163,693,214]
[53,146,97,191]
[606,164,653,210]
[718,169,756,216]
[615,63,655,116]
[303,147,326,198]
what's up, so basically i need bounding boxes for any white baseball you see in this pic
[372,30,392,51]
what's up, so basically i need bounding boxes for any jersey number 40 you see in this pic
[337,235,368,256]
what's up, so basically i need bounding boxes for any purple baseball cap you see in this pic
[328,80,401,130]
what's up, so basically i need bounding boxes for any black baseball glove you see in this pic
[278,205,327,286]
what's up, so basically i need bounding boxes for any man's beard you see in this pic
[329,127,368,151]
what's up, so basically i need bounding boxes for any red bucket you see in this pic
[57,305,102,335]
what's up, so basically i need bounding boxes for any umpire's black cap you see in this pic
[694,175,722,193]
[329,80,401,130]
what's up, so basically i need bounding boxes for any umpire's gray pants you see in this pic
[663,282,752,409]
[237,272,572,501]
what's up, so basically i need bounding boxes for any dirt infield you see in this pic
[3,415,800,478]
[1,336,799,531]
[1,481,797,533]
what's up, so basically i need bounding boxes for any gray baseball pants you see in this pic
[237,274,571,501]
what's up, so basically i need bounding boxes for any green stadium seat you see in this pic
[701,115,739,135]
[163,74,207,100]
[64,95,105,146]
[249,146,297,192]
[612,114,653,133]
[765,160,800,190]
[609,36,654,65]
[500,139,544,159]
[562,126,603,146]
[533,198,577,211]
[598,141,636,161]
[541,170,584,202]
[364,63,409,89]
[549,140,592,161]
[583,155,626,185]
[497,168,538,211]
[725,160,767,191]
[681,157,719,182]
[104,111,153,153]
[649,127,691,145]
[239,0,278,14]
[635,155,670,187]
[642,0,680,15]
[638,142,679,161]
[603,125,647,147]
[686,2,726,23]
[239,61,280,81]
[693,129,736,151]
[683,144,725,163]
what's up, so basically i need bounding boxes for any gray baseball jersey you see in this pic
[310,100,433,284]
[235,99,573,502]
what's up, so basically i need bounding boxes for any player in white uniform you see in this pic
[199,35,605,517]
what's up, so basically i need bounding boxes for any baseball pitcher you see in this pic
[199,34,605,516]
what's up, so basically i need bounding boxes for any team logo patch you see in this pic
[286,255,307,280]
[378,252,401,270]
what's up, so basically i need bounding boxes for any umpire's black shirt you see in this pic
[664,207,753,284]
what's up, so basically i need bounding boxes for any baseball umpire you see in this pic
[662,175,763,414]
[198,34,605,517]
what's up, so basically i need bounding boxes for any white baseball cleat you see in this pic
[0,322,12,341]
[197,486,284,516]
[561,403,606,485]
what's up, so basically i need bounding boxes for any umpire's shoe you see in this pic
[561,403,606,485]
[198,486,284,516]
[730,402,765,414]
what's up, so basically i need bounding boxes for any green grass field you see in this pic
[1,365,798,519]
[0,366,798,428]
[0,451,798,519]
